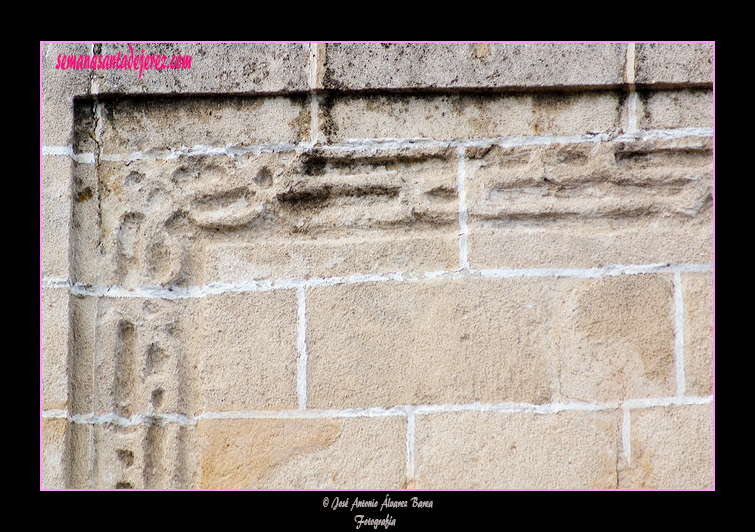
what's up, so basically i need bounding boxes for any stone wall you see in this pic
[41,42,714,489]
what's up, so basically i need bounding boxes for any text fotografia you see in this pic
[55,45,192,79]
[327,494,433,512]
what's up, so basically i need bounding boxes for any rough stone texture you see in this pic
[69,295,96,414]
[202,291,298,411]
[92,43,310,95]
[91,298,203,418]
[42,155,73,278]
[683,273,713,396]
[635,43,714,86]
[322,43,626,91]
[307,274,676,408]
[621,404,713,489]
[199,417,406,488]
[41,43,91,146]
[42,287,69,410]
[321,90,625,142]
[415,410,622,489]
[637,89,713,130]
[558,274,676,402]
[42,418,67,489]
[465,135,713,268]
[99,95,309,154]
[91,423,200,489]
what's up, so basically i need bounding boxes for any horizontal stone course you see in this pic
[415,409,622,488]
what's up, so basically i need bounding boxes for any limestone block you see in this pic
[414,410,622,489]
[201,291,298,411]
[88,146,457,287]
[42,418,67,489]
[93,43,310,95]
[321,90,624,142]
[92,423,200,489]
[307,274,676,408]
[683,272,713,396]
[637,89,713,130]
[42,287,69,410]
[322,43,626,91]
[199,417,406,489]
[621,404,713,488]
[635,43,713,86]
[465,135,713,268]
[91,297,203,418]
[99,94,309,155]
[42,155,72,278]
[42,43,91,146]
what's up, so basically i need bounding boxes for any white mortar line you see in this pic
[405,408,415,481]
[297,286,308,410]
[622,405,631,466]
[48,263,713,300]
[40,127,714,164]
[456,146,469,270]
[674,271,686,397]
[44,395,712,426]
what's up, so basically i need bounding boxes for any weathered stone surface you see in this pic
[621,403,713,488]
[42,155,73,279]
[321,90,624,142]
[201,291,298,411]
[42,43,92,146]
[91,423,200,489]
[199,417,406,488]
[322,43,626,91]
[307,274,675,408]
[637,89,713,130]
[91,298,202,418]
[465,136,713,268]
[42,287,69,410]
[635,43,713,86]
[84,143,457,287]
[558,274,676,402]
[42,418,67,489]
[99,95,309,154]
[683,273,713,396]
[415,410,622,488]
[90,43,310,95]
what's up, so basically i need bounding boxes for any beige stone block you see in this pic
[207,234,458,282]
[307,277,558,409]
[99,95,308,155]
[65,422,93,488]
[415,410,621,489]
[94,43,310,95]
[309,274,677,408]
[42,418,68,489]
[42,287,69,410]
[622,404,713,489]
[92,423,200,489]
[93,298,203,418]
[466,136,713,268]
[557,274,676,402]
[683,273,713,395]
[637,89,713,130]
[322,43,626,90]
[92,147,458,287]
[42,43,91,146]
[322,91,623,142]
[42,155,73,278]
[199,417,406,488]
[70,161,99,284]
[69,295,96,414]
[201,291,298,411]
[635,43,713,86]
